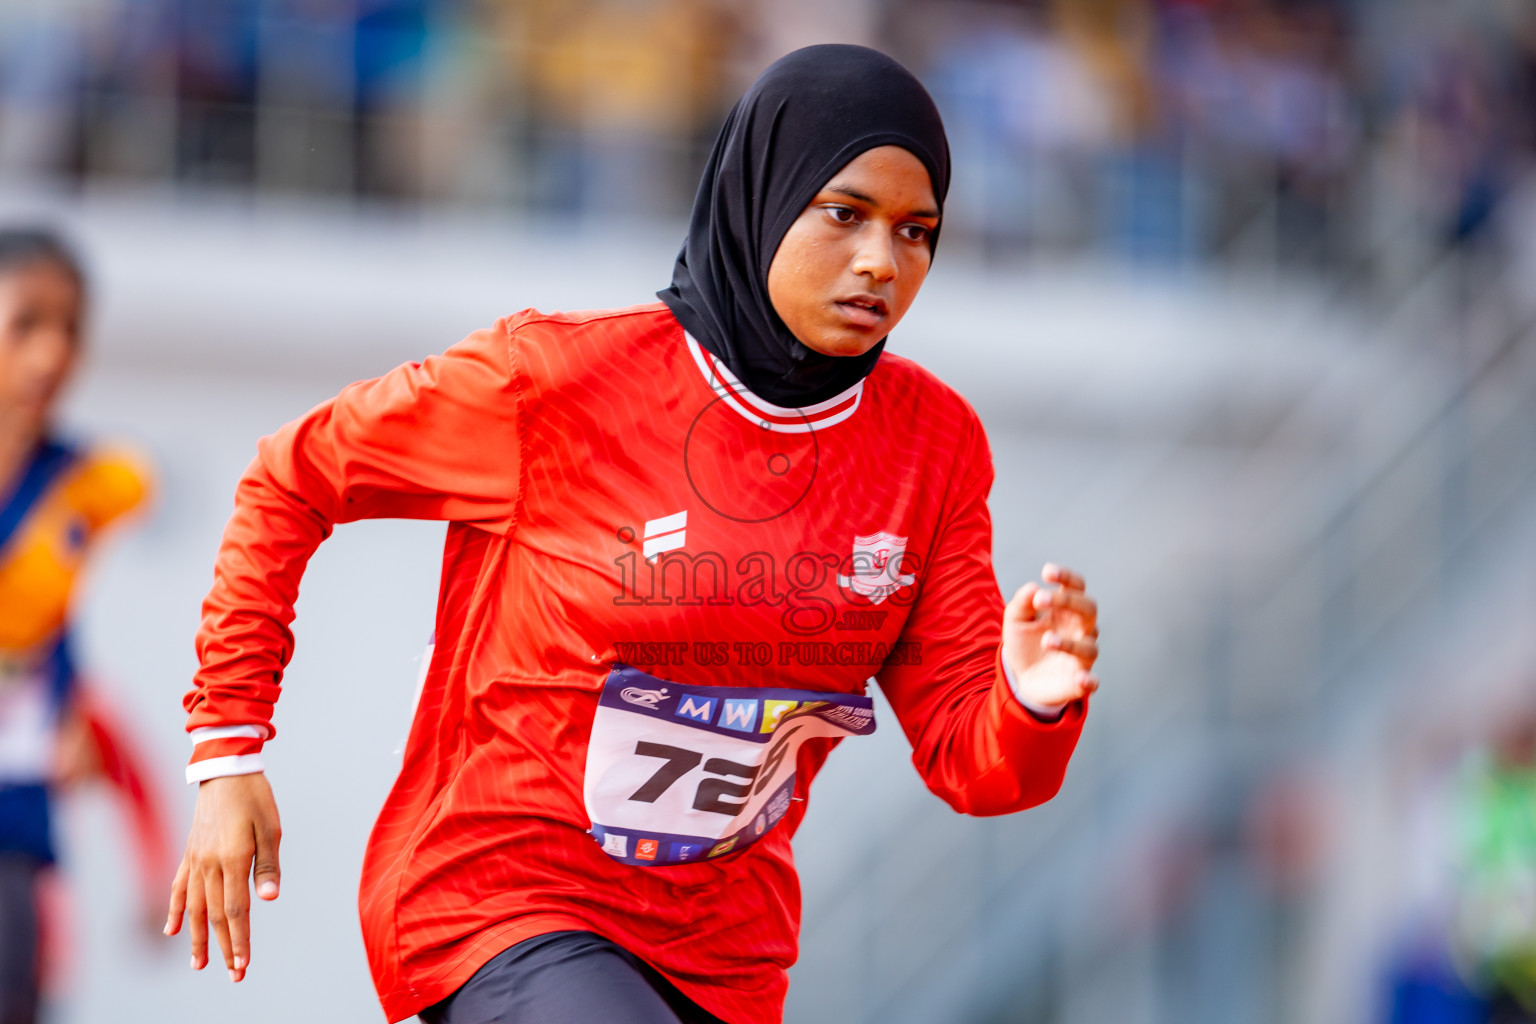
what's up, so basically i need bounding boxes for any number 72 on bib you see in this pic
[583,665,876,866]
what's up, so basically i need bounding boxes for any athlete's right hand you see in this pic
[165,773,282,983]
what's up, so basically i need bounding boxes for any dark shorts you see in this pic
[0,854,40,1024]
[418,931,730,1024]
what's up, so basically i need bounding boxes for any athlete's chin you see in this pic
[797,323,887,359]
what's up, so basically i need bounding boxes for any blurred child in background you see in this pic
[1385,701,1536,1024]
[1453,706,1536,1023]
[0,228,167,1024]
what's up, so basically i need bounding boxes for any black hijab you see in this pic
[659,44,951,409]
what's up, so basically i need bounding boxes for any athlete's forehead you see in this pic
[817,148,941,221]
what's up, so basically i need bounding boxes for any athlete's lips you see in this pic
[833,294,888,328]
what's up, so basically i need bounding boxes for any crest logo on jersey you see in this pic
[836,531,916,605]
[620,685,669,709]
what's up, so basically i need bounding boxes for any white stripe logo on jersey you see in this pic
[642,510,687,561]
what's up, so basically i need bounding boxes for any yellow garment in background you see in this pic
[1052,0,1157,140]
[0,448,147,659]
[517,0,730,133]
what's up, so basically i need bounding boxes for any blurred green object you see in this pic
[1455,726,1536,1011]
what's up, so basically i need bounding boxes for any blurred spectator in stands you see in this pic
[352,0,432,198]
[926,4,1114,255]
[1052,0,1191,262]
[172,0,261,187]
[515,0,736,215]
[9,0,1536,276]
[0,3,86,184]
[1159,0,1356,268]
[75,0,178,184]
[250,0,358,195]
[1397,30,1509,252]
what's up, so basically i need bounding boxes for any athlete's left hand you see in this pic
[1002,563,1099,709]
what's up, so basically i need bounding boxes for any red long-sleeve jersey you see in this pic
[184,303,1087,1023]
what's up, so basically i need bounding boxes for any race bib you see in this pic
[584,664,875,866]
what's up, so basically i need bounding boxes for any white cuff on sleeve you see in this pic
[189,724,269,745]
[1002,656,1067,722]
[185,754,266,784]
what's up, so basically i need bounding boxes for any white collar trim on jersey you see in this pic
[684,333,863,434]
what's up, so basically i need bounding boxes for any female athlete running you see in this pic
[0,229,164,1022]
[167,46,1100,1024]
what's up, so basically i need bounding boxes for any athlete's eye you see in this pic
[825,205,857,224]
[899,223,930,243]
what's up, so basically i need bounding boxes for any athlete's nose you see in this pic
[850,228,897,284]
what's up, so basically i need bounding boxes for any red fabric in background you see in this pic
[78,687,174,901]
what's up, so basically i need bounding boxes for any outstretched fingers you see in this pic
[1032,583,1097,637]
[204,863,233,977]
[1004,565,1102,707]
[1044,632,1098,668]
[187,867,209,970]
[174,774,282,983]
[1005,582,1040,625]
[224,859,251,981]
[165,859,189,937]
[1024,649,1100,706]
[1042,563,1086,591]
[253,817,282,903]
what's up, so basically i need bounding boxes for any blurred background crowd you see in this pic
[1,2,1534,1024]
[2,0,1534,266]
